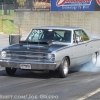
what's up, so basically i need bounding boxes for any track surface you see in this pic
[0,34,100,100]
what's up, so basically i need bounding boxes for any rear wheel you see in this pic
[90,53,97,67]
[58,57,69,78]
[6,68,17,75]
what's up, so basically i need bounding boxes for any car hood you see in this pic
[2,41,68,53]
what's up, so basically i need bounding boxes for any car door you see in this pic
[71,30,90,66]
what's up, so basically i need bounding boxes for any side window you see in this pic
[74,31,83,42]
[74,30,89,42]
[81,30,89,41]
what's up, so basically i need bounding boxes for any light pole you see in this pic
[2,2,3,16]
[1,2,3,32]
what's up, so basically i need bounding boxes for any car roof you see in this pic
[33,26,82,30]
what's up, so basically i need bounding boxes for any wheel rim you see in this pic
[92,53,97,64]
[63,60,68,75]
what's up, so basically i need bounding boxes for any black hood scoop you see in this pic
[19,41,52,49]
[20,41,48,44]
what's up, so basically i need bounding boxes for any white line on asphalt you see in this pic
[77,88,100,100]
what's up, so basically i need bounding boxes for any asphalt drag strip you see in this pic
[0,34,100,100]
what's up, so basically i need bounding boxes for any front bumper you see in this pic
[0,60,57,70]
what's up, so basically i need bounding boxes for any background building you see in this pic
[0,0,100,36]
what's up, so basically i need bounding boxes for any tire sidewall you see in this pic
[58,57,69,78]
[90,53,97,67]
[6,68,16,75]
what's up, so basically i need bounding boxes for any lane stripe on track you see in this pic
[77,88,100,100]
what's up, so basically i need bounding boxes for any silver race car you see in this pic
[0,26,100,78]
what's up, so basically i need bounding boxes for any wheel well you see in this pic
[95,52,99,56]
[65,56,70,66]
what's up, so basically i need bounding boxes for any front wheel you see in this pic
[58,57,69,78]
[6,68,17,75]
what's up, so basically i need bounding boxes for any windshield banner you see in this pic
[51,0,95,11]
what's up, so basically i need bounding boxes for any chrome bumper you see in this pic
[0,60,57,70]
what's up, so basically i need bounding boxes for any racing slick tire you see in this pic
[89,53,98,67]
[58,57,69,78]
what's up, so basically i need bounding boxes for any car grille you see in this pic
[6,51,46,62]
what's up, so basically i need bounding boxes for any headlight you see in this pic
[45,53,55,60]
[1,51,7,58]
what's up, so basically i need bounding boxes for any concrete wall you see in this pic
[14,12,100,36]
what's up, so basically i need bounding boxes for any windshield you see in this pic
[26,29,72,43]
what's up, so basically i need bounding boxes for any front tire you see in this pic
[6,68,17,75]
[58,57,69,78]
